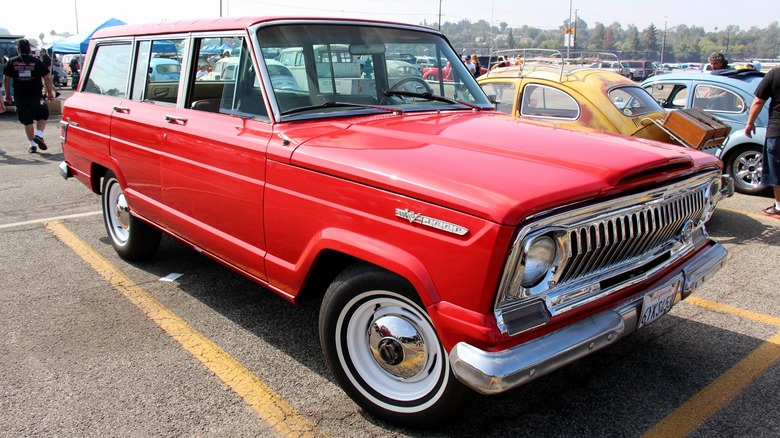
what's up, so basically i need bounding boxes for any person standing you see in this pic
[51,53,64,88]
[39,48,52,69]
[69,55,80,90]
[0,97,6,155]
[746,66,780,218]
[464,55,476,77]
[708,52,730,71]
[2,38,56,153]
[470,54,481,78]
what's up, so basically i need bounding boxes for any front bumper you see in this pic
[449,242,727,395]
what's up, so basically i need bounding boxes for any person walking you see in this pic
[746,66,780,218]
[0,96,6,155]
[2,38,56,153]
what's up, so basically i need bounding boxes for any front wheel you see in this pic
[319,264,468,426]
[724,145,769,195]
[101,171,161,260]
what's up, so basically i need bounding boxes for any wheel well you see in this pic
[296,251,408,304]
[90,163,109,194]
[721,142,761,169]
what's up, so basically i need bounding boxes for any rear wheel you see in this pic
[101,171,161,260]
[724,145,768,195]
[319,264,467,426]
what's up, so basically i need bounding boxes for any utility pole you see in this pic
[567,0,572,59]
[74,0,80,34]
[438,0,442,31]
[660,17,667,64]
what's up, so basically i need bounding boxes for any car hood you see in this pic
[284,112,721,224]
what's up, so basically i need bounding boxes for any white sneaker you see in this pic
[0,146,6,155]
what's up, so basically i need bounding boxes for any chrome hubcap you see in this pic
[369,315,426,378]
[115,193,131,231]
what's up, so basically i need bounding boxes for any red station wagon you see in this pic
[59,17,733,426]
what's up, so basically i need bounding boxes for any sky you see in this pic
[2,0,774,44]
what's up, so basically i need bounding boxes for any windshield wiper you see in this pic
[381,89,483,110]
[280,101,402,116]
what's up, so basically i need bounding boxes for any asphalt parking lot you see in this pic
[1,97,778,437]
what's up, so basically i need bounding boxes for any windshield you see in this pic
[608,86,663,117]
[256,23,493,120]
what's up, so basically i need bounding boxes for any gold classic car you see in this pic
[478,50,676,143]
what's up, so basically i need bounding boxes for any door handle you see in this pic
[113,106,130,114]
[165,115,188,125]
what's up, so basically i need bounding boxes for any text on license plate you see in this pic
[638,278,682,329]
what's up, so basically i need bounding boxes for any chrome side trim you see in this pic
[451,242,727,395]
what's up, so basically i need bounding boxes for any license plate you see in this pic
[638,278,681,329]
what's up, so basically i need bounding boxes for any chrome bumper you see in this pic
[449,242,728,395]
[58,161,72,180]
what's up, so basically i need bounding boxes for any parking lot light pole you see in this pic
[438,0,442,31]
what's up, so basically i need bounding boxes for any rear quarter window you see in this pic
[83,43,132,97]
[520,84,579,120]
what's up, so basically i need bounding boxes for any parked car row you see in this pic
[475,52,769,194]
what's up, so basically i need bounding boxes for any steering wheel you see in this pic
[390,77,433,95]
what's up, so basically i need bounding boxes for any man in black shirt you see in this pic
[2,39,56,153]
[746,66,780,218]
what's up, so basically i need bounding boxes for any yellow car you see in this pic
[477,53,673,143]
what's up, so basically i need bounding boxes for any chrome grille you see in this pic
[557,187,707,286]
[496,170,721,320]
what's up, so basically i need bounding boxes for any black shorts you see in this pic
[15,98,49,125]
[762,137,780,187]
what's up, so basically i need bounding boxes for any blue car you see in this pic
[642,69,769,195]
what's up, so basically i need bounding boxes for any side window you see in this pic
[693,85,744,113]
[520,84,579,120]
[134,38,183,105]
[645,83,687,109]
[187,37,267,118]
[480,82,516,114]
[83,43,132,97]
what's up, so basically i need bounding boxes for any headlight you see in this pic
[521,235,556,288]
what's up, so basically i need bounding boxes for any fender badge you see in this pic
[395,209,469,236]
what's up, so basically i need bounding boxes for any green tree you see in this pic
[507,28,515,49]
[590,23,606,50]
[627,25,641,51]
[643,24,659,52]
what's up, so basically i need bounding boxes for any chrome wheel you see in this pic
[727,146,766,195]
[319,264,466,425]
[101,171,161,260]
[105,179,131,245]
[339,291,444,403]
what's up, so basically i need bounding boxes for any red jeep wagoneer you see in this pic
[59,16,733,425]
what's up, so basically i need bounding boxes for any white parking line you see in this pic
[0,210,101,230]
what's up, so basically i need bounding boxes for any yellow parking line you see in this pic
[45,221,326,438]
[642,331,780,438]
[643,297,780,437]
[686,296,780,328]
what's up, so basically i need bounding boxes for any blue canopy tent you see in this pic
[51,18,126,54]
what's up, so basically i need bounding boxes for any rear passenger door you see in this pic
[160,36,272,281]
[109,38,185,224]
